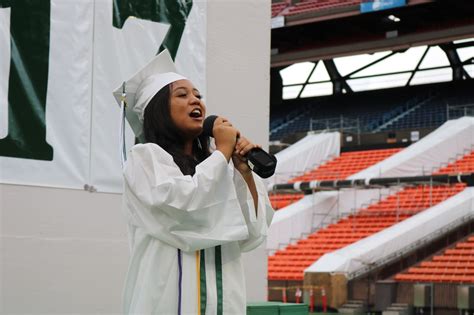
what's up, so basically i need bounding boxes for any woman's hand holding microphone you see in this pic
[211,116,261,211]
[212,117,259,210]
[212,117,259,177]
[213,117,239,162]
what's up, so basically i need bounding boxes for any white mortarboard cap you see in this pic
[112,50,186,165]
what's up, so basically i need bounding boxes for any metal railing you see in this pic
[348,213,474,280]
[309,116,360,134]
[447,103,474,120]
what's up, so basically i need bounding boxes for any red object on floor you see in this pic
[322,288,327,312]
[295,288,302,304]
[310,289,315,312]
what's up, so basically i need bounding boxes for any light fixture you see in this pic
[388,14,401,22]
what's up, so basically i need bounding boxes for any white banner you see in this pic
[0,0,207,193]
[0,0,93,189]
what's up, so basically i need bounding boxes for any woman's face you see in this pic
[169,79,206,139]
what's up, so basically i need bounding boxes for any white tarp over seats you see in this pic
[352,117,474,179]
[267,192,337,252]
[306,187,474,277]
[265,132,340,187]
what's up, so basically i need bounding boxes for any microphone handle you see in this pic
[245,147,277,179]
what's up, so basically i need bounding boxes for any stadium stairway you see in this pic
[268,149,474,282]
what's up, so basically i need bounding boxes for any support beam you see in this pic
[272,173,474,192]
[272,24,474,67]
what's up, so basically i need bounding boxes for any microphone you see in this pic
[202,115,277,178]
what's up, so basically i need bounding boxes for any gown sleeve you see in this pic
[122,143,249,252]
[232,167,275,252]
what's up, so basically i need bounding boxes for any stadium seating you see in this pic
[270,86,428,141]
[379,83,474,132]
[437,153,474,174]
[268,184,465,280]
[289,148,401,182]
[268,148,401,209]
[269,193,305,210]
[392,151,474,283]
[381,102,447,131]
[270,82,473,141]
[394,235,474,283]
[272,0,362,17]
[267,149,474,281]
[271,1,288,17]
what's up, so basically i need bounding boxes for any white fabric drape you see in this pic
[265,132,340,188]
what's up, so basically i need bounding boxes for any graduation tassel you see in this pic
[177,249,183,315]
[119,82,127,167]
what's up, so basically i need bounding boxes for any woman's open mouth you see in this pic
[189,108,203,120]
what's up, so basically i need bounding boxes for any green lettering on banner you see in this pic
[112,0,193,60]
[0,0,193,162]
[0,0,53,160]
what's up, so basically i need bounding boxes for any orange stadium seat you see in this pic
[271,1,288,17]
[285,0,362,16]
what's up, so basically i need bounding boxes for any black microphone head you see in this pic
[202,115,218,138]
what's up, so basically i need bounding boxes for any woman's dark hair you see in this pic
[143,84,211,176]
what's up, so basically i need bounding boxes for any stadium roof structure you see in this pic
[271,0,474,98]
[280,40,474,98]
[271,0,474,66]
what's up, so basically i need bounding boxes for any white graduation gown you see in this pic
[121,143,274,315]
